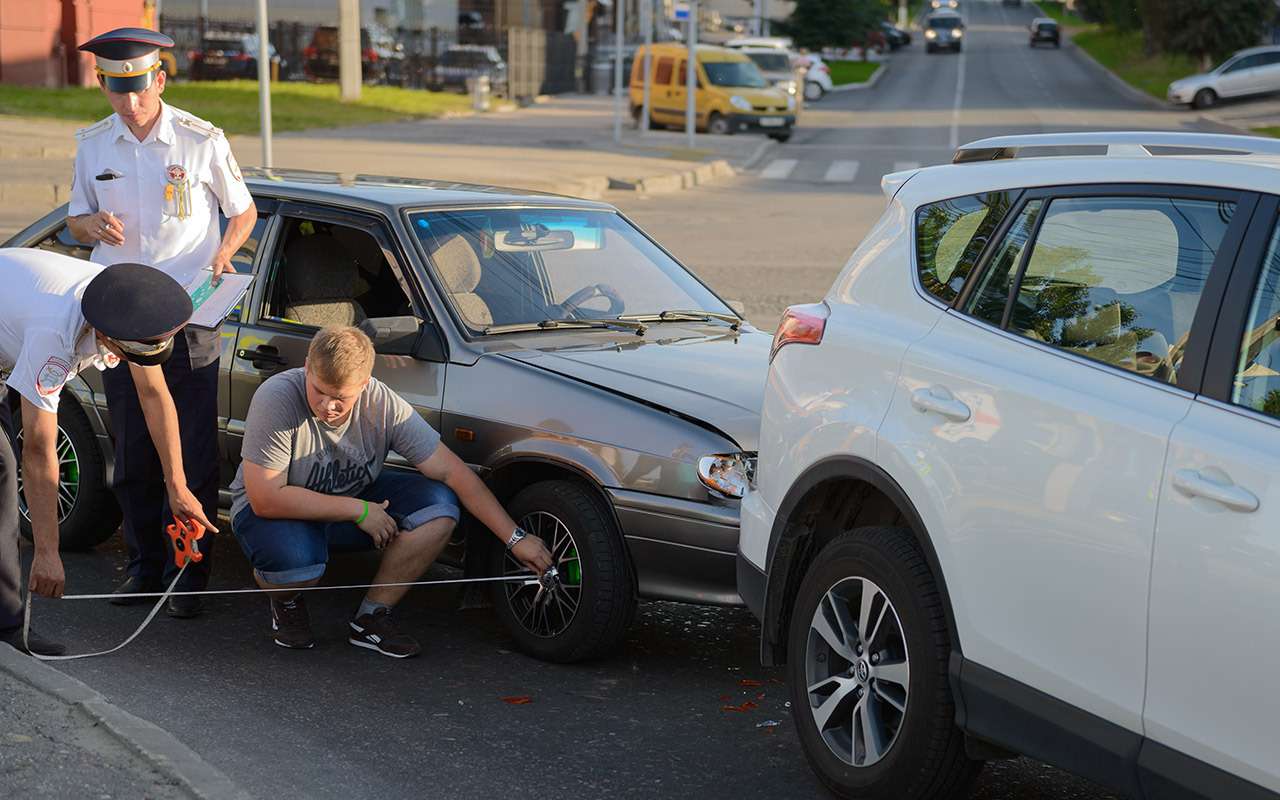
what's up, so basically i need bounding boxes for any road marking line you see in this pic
[950,44,966,150]
[760,159,799,179]
[894,161,921,172]
[824,160,860,182]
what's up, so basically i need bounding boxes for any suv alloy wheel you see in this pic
[788,528,979,799]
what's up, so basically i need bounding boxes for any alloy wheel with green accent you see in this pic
[16,424,81,523]
[501,510,584,639]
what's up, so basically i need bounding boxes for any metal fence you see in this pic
[158,13,575,95]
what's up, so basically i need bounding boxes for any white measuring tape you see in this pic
[22,567,546,662]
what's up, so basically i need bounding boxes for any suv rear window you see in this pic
[915,192,1014,304]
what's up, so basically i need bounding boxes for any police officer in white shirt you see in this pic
[0,251,217,655]
[66,28,256,617]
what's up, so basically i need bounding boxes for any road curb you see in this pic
[0,645,253,800]
[1031,3,1170,112]
[603,158,736,194]
[828,61,888,94]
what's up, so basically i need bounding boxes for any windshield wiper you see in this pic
[619,310,742,330]
[483,318,648,335]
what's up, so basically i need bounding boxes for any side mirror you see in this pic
[363,316,447,362]
[726,299,747,317]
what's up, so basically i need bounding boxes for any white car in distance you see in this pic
[1168,45,1280,109]
[738,132,1280,800]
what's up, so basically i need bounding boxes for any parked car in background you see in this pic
[1168,45,1280,109]
[189,34,282,81]
[880,21,912,50]
[629,43,796,141]
[925,11,965,53]
[1029,18,1061,47]
[740,131,1280,800]
[433,45,508,96]
[796,53,834,101]
[304,25,404,84]
[6,170,769,665]
[739,47,803,106]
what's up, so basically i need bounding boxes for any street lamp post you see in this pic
[256,0,272,167]
[613,0,625,143]
[685,0,697,150]
[640,0,653,134]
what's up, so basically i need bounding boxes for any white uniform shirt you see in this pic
[68,102,254,290]
[0,249,116,414]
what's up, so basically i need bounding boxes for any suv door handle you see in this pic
[1172,469,1259,513]
[910,387,971,423]
[236,345,288,369]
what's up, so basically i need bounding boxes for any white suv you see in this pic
[738,132,1280,800]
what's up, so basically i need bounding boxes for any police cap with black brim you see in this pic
[78,28,174,93]
[82,263,192,366]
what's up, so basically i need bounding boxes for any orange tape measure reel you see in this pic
[165,517,205,568]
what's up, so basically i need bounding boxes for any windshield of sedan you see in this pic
[745,52,792,72]
[703,61,769,88]
[409,208,732,334]
[928,16,963,29]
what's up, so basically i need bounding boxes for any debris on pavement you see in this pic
[501,696,533,705]
[721,700,758,713]
[755,720,781,729]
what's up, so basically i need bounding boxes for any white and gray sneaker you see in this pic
[349,607,421,658]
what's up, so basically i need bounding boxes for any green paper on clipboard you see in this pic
[183,267,254,329]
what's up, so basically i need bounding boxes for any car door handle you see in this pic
[236,346,288,368]
[910,387,971,422]
[1172,469,1259,513]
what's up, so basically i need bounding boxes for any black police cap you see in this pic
[78,28,174,61]
[82,263,192,345]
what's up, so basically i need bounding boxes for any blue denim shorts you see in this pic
[231,470,460,584]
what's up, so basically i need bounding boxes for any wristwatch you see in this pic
[506,527,527,551]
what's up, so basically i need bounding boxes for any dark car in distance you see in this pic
[924,11,964,54]
[1031,18,1062,47]
[4,170,768,665]
[880,21,912,50]
[304,26,405,84]
[432,45,508,96]
[189,34,282,81]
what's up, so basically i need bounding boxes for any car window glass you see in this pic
[1224,55,1259,73]
[218,212,271,321]
[915,191,1014,304]
[410,208,730,333]
[1006,196,1234,383]
[35,224,93,261]
[655,57,674,85]
[1232,217,1280,418]
[962,200,1043,325]
[263,217,414,327]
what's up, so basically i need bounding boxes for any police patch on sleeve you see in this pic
[35,357,71,397]
[227,152,242,182]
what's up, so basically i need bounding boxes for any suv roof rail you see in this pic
[952,132,1280,164]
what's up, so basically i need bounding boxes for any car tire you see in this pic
[769,132,792,143]
[804,81,825,102]
[708,112,733,136]
[9,397,120,551]
[1192,88,1218,109]
[787,527,981,800]
[490,480,634,663]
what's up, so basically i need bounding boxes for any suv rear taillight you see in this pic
[770,302,828,363]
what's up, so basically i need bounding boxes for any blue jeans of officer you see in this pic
[231,470,460,584]
[102,333,219,590]
[0,389,22,631]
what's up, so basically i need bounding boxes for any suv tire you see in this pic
[490,480,635,663]
[10,397,120,550]
[787,527,980,799]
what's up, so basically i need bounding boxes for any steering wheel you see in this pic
[560,283,625,318]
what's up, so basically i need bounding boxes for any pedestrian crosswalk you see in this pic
[753,155,937,187]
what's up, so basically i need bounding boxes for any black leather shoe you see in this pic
[0,625,67,656]
[166,595,204,619]
[110,575,163,606]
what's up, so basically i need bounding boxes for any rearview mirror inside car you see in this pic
[495,227,575,252]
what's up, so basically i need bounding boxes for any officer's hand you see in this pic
[30,551,65,599]
[91,211,125,247]
[170,484,219,534]
[512,536,554,575]
[211,255,232,286]
[357,500,398,549]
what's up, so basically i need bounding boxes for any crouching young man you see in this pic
[229,326,552,657]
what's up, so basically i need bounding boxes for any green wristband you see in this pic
[355,500,369,525]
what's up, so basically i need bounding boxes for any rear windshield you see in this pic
[703,61,768,88]
[1036,21,1057,30]
[745,53,791,72]
[929,16,963,29]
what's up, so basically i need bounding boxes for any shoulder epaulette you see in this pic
[74,116,113,141]
[173,112,224,140]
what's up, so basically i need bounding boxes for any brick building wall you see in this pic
[0,0,143,87]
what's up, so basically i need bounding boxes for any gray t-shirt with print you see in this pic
[228,368,441,523]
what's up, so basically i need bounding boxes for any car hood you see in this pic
[495,326,770,450]
[1171,72,1212,89]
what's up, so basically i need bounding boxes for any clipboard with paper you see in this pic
[183,267,254,329]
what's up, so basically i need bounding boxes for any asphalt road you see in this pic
[19,3,1221,799]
